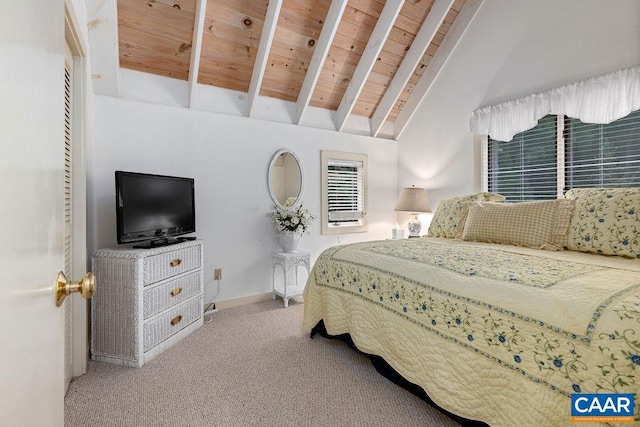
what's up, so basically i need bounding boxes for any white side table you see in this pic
[272,251,311,308]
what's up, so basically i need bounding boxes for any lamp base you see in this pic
[407,215,422,238]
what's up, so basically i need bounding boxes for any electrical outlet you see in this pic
[214,268,222,281]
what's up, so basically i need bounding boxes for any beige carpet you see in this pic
[65,298,461,426]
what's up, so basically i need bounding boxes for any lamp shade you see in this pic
[394,186,431,213]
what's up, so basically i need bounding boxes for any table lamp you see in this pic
[394,186,431,238]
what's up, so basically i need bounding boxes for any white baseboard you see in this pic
[214,292,275,310]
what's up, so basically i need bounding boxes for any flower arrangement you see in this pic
[269,203,316,234]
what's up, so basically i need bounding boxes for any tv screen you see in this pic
[115,171,195,247]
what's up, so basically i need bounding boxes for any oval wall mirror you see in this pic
[268,149,303,209]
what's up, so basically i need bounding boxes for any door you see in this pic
[0,1,86,425]
[1,56,67,424]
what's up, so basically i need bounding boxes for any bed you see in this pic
[302,189,640,426]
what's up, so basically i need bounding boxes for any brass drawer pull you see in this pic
[170,259,182,267]
[171,315,183,326]
[171,287,183,297]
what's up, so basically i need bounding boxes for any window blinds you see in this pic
[487,110,640,201]
[327,159,364,222]
[565,109,640,188]
[488,115,558,202]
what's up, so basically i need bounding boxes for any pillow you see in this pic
[564,187,640,259]
[427,192,506,239]
[461,199,574,250]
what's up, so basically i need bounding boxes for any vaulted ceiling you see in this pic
[108,0,482,139]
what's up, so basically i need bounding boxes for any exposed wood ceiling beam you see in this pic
[248,0,284,117]
[188,0,208,107]
[370,0,454,137]
[296,0,348,125]
[335,0,405,132]
[86,0,119,96]
[394,0,484,140]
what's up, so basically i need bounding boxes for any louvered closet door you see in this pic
[63,41,74,393]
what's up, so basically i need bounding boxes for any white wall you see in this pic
[398,0,640,206]
[89,96,398,304]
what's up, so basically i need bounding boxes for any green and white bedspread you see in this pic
[302,237,640,426]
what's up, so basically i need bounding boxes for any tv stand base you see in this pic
[133,238,179,249]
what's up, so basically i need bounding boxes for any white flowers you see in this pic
[269,203,315,234]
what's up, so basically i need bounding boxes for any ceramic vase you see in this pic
[278,231,301,252]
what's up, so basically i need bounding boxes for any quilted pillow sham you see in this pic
[564,187,640,259]
[461,199,575,250]
[427,192,505,239]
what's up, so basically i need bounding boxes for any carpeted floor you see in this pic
[65,298,460,426]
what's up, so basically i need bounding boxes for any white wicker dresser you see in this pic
[91,240,204,367]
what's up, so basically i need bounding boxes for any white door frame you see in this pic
[65,0,90,379]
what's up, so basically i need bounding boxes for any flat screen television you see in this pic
[115,171,196,248]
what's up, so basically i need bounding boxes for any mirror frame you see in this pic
[267,148,304,210]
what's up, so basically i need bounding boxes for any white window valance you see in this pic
[469,66,640,142]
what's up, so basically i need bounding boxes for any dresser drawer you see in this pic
[143,245,202,285]
[143,296,202,352]
[143,270,202,320]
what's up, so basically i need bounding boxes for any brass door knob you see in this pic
[55,271,95,307]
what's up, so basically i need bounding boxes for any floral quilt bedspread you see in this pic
[302,237,640,426]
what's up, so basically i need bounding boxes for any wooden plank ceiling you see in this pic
[117,0,470,138]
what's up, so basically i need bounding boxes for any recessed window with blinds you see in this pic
[488,115,558,202]
[321,151,368,234]
[565,109,640,188]
[485,109,640,201]
[327,159,364,222]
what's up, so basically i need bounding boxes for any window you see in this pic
[565,110,640,188]
[488,115,558,202]
[485,110,640,201]
[321,150,368,234]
